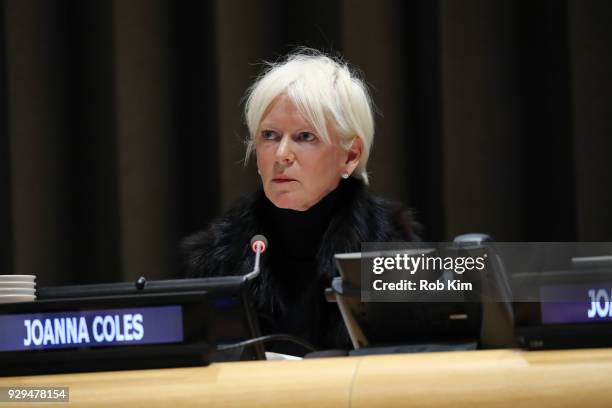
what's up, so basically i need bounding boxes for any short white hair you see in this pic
[244,50,375,184]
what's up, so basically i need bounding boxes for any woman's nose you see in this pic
[275,136,295,164]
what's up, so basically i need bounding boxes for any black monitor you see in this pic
[331,251,483,350]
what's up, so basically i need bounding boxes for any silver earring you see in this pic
[341,173,349,179]
[257,169,261,175]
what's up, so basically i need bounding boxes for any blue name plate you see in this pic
[540,283,612,324]
[0,306,184,352]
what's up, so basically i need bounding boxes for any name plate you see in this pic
[540,283,612,324]
[0,291,211,375]
[0,305,183,352]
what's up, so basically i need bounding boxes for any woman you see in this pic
[181,50,418,355]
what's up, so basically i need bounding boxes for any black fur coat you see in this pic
[180,178,418,354]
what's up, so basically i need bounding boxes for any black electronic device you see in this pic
[514,268,612,350]
[0,277,265,376]
[36,277,265,361]
[0,291,210,376]
[330,250,483,350]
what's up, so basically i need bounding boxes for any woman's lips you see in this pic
[272,178,296,183]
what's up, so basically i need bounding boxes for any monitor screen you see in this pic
[333,251,483,349]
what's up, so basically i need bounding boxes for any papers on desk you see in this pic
[265,352,302,361]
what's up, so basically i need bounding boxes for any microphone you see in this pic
[250,234,268,253]
[244,234,268,281]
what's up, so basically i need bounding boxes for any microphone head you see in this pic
[250,234,268,253]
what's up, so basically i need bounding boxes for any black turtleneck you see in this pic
[257,182,344,354]
[265,184,339,256]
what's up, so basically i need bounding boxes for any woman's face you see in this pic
[255,94,350,211]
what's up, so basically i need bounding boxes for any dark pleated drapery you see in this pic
[1,0,611,285]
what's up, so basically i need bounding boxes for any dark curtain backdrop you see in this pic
[1,0,611,286]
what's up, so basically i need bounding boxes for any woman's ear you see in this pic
[344,137,363,174]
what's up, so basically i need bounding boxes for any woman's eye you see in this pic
[297,132,316,142]
[261,130,278,140]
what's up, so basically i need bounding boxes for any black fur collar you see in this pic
[180,177,416,318]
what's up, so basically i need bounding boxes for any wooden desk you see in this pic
[2,348,612,407]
